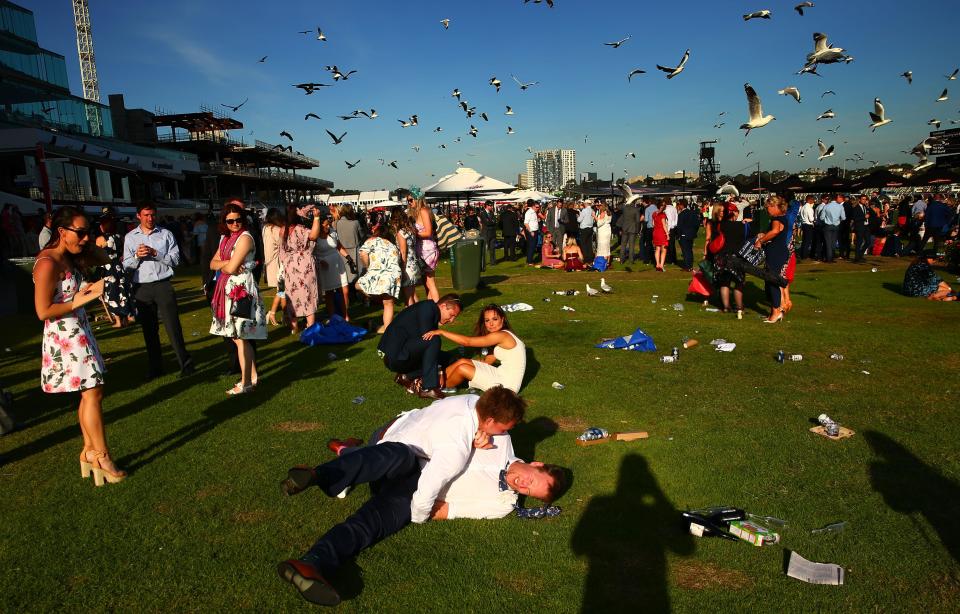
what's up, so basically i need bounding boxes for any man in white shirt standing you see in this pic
[577,200,596,263]
[798,196,816,260]
[522,200,541,266]
[277,388,536,606]
[664,198,678,265]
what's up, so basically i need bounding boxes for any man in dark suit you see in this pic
[839,197,855,259]
[378,294,461,400]
[478,201,498,266]
[500,206,520,260]
[852,194,871,262]
[617,198,641,263]
[675,199,700,271]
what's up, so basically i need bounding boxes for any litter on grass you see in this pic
[715,343,736,352]
[672,303,685,311]
[552,382,565,390]
[811,521,846,535]
[786,551,844,585]
[704,307,720,312]
[709,339,727,345]
[500,302,533,313]
[595,328,656,352]
[300,316,367,346]
[561,306,576,312]
[351,396,365,405]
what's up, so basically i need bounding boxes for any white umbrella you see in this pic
[502,188,558,202]
[423,167,516,196]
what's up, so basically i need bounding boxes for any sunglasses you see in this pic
[64,226,90,239]
[225,217,243,225]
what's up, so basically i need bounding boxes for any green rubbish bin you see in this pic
[450,238,483,291]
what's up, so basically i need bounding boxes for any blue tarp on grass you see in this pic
[595,328,656,352]
[299,315,368,346]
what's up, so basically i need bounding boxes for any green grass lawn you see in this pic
[2,251,959,612]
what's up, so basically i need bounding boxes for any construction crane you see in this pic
[71,0,103,135]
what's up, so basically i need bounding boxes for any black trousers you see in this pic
[134,279,192,375]
[503,235,517,260]
[821,225,839,262]
[302,443,421,575]
[666,229,678,264]
[579,227,594,263]
[383,337,453,389]
[811,222,825,260]
[854,225,870,261]
[678,235,695,270]
[525,230,539,264]
[641,226,654,263]
[838,222,852,259]
[799,224,814,260]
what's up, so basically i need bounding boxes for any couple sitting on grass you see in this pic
[277,387,569,606]
[378,294,527,401]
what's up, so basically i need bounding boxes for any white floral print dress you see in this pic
[209,231,268,340]
[38,266,106,393]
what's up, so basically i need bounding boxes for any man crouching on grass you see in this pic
[276,387,568,606]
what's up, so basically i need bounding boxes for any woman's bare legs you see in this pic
[424,271,439,303]
[378,296,395,333]
[79,386,123,474]
[340,286,350,321]
[719,286,731,311]
[235,339,254,387]
[444,358,477,388]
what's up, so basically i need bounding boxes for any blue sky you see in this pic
[18,0,960,190]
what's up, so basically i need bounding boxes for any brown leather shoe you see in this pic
[417,387,447,401]
[277,559,341,606]
[281,465,317,496]
[394,372,413,387]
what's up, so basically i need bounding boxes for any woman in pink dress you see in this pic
[279,204,322,333]
[409,196,440,302]
[34,206,125,486]
[652,200,669,272]
[541,231,564,268]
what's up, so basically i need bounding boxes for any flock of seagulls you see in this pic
[225,5,956,180]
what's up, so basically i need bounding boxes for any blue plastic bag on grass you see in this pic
[300,315,367,346]
[592,256,608,272]
[595,328,656,352]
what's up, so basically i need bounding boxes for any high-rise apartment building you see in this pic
[524,149,576,192]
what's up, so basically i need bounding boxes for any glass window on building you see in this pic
[0,2,38,43]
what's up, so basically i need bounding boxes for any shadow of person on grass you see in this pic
[571,454,694,614]
[509,416,557,464]
[865,431,960,565]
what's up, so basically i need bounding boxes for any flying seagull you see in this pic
[280,131,293,141]
[794,2,814,16]
[338,114,360,121]
[507,126,515,134]
[441,18,450,29]
[901,71,912,84]
[490,76,502,92]
[505,106,515,115]
[325,130,346,145]
[356,109,377,119]
[293,82,331,95]
[817,138,835,161]
[388,161,398,169]
[627,68,646,81]
[511,74,540,90]
[928,119,941,128]
[316,28,326,41]
[739,83,775,135]
[656,49,690,79]
[868,98,892,131]
[434,126,443,132]
[452,88,461,99]
[220,97,248,112]
[743,10,772,21]
[807,32,846,64]
[821,90,836,97]
[398,118,414,128]
[714,122,725,128]
[816,109,835,121]
[480,112,489,122]
[604,36,631,48]
[411,145,420,152]
[937,88,949,102]
[778,86,801,103]
[344,160,360,169]
[304,113,321,121]
[298,29,311,35]
[797,63,823,77]
[258,56,267,63]
[626,152,636,158]
[826,125,840,134]
[745,151,755,157]
[469,125,478,138]
[947,68,959,80]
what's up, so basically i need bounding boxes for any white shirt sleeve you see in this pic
[409,442,472,523]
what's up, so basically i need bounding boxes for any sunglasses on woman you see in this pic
[225,217,243,225]
[64,226,90,239]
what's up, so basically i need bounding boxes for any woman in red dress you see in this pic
[652,200,669,271]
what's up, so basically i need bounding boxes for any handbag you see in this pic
[737,240,765,268]
[230,294,254,319]
[707,231,725,255]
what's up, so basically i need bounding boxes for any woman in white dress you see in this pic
[209,204,268,395]
[314,215,353,321]
[390,211,422,306]
[423,304,526,393]
[594,202,612,260]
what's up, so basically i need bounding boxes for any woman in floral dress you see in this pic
[209,204,268,395]
[390,211,422,306]
[357,224,402,333]
[279,204,321,333]
[314,216,353,321]
[94,211,134,327]
[34,206,125,486]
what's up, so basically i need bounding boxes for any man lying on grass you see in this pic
[276,389,567,606]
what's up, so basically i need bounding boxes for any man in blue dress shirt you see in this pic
[815,193,846,263]
[123,202,194,380]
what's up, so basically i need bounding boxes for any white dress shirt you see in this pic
[799,203,815,225]
[523,207,539,233]
[439,434,520,520]
[665,204,678,230]
[379,395,480,523]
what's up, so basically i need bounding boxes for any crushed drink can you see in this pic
[351,396,365,404]
[660,356,676,363]
[578,427,608,441]
[672,347,679,360]
[830,353,844,361]
[551,381,565,390]
[788,354,803,362]
[776,350,785,363]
